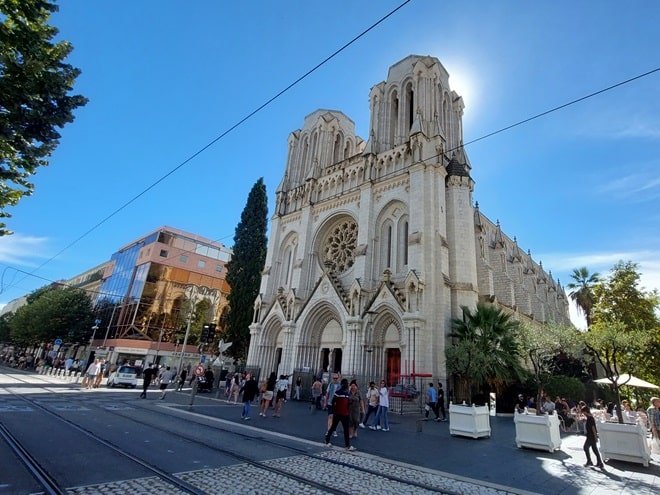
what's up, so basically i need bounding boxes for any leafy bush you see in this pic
[542,375,585,402]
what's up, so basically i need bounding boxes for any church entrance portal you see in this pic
[386,348,400,386]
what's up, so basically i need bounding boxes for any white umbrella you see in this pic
[594,373,659,389]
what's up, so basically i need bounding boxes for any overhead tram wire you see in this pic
[3,62,659,297]
[2,0,413,295]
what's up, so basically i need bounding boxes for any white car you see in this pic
[107,365,138,388]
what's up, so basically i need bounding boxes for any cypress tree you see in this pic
[224,178,268,360]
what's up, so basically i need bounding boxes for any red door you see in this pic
[386,348,401,386]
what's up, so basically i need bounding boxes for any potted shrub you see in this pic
[515,324,582,452]
[445,303,525,439]
[584,321,652,466]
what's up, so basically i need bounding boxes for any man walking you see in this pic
[159,366,176,400]
[140,364,157,399]
[437,382,447,421]
[325,378,355,451]
[241,373,259,420]
[582,406,604,468]
[425,382,440,420]
[326,373,341,436]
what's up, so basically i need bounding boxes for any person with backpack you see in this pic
[240,373,259,420]
[324,378,355,451]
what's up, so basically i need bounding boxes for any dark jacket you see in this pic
[241,378,259,402]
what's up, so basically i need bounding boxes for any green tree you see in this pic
[0,0,88,235]
[224,178,268,360]
[584,320,650,424]
[0,312,13,342]
[10,287,95,345]
[446,302,525,403]
[566,267,600,327]
[592,261,660,383]
[518,323,584,412]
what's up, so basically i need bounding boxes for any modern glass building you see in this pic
[93,226,231,365]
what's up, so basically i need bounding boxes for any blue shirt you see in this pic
[426,386,437,403]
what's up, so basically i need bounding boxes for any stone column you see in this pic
[246,323,261,367]
[278,321,296,375]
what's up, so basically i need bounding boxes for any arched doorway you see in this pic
[384,323,400,386]
[319,319,343,373]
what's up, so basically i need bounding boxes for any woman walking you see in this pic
[582,406,604,468]
[348,380,363,439]
[260,372,276,417]
[371,379,390,431]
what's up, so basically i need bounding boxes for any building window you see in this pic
[215,264,223,273]
[159,249,168,257]
[179,255,188,263]
[197,260,206,269]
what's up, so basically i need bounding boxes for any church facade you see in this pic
[246,55,570,385]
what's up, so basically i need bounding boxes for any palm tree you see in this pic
[566,267,600,328]
[446,302,525,403]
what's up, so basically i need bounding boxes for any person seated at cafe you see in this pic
[515,394,527,413]
[621,400,638,423]
[542,396,556,414]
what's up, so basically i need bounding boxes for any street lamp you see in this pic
[177,285,198,373]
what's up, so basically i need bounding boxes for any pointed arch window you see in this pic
[405,83,414,130]
[389,91,399,147]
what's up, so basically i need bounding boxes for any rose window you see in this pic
[322,220,358,274]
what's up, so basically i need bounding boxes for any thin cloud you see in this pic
[595,170,660,202]
[0,235,50,266]
[612,122,660,140]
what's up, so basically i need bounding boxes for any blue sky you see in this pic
[1,0,659,327]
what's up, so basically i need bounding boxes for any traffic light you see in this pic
[207,323,217,343]
[201,324,210,343]
[201,323,217,344]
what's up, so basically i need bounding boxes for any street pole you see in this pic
[177,285,197,373]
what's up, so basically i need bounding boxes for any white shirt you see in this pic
[379,386,389,408]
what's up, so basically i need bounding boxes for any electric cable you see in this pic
[3,0,413,294]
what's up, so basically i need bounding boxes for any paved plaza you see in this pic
[171,389,660,495]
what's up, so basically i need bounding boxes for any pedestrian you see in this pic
[425,382,440,420]
[311,376,323,411]
[159,366,176,400]
[437,382,447,421]
[274,374,289,417]
[326,373,341,437]
[325,378,355,451]
[514,393,526,413]
[371,379,390,431]
[360,381,379,428]
[94,359,106,388]
[230,374,241,403]
[140,364,157,399]
[176,368,187,391]
[582,406,604,468]
[84,359,101,390]
[241,373,259,420]
[348,380,363,439]
[260,372,276,417]
[648,397,660,454]
[294,375,302,400]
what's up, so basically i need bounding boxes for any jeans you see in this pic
[363,404,377,424]
[374,406,389,429]
[242,400,252,418]
[326,414,350,447]
[583,436,602,464]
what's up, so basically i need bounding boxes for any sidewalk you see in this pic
[176,392,660,495]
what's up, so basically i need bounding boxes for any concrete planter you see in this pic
[598,421,651,467]
[514,410,561,452]
[449,402,491,439]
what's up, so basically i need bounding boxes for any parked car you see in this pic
[106,365,138,388]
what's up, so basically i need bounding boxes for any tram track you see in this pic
[0,372,347,494]
[1,371,504,495]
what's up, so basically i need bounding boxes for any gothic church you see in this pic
[246,55,570,385]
